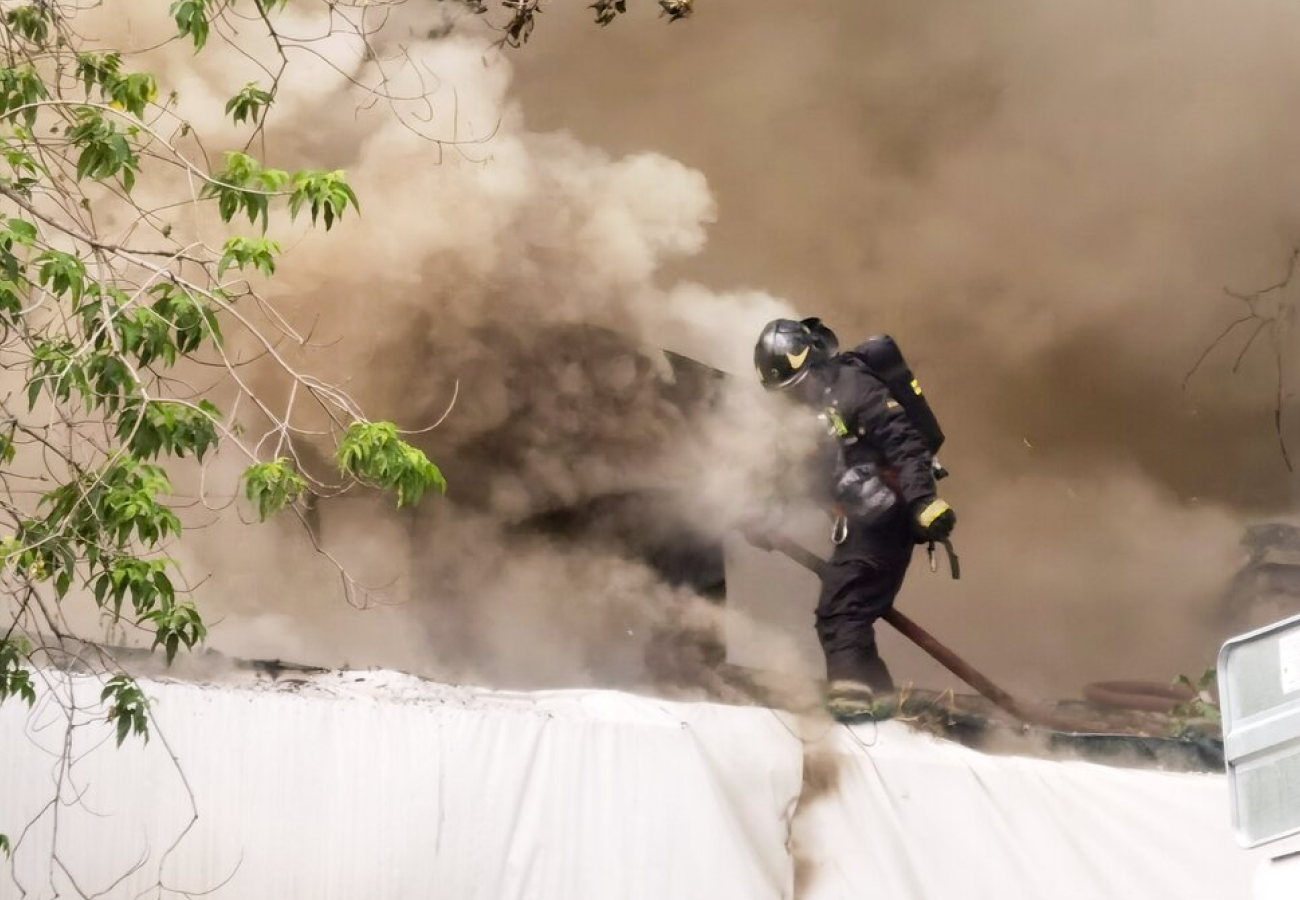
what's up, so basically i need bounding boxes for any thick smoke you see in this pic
[72,0,1300,697]
[71,1,804,694]
[499,0,1300,693]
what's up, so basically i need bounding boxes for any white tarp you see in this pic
[796,723,1255,900]
[0,670,1261,900]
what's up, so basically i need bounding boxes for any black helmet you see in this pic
[799,317,839,357]
[753,318,834,391]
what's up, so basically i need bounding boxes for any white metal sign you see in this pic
[1280,632,1300,695]
[1220,613,1300,848]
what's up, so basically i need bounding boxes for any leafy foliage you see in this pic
[0,0,453,754]
[590,0,693,27]
[149,283,223,353]
[203,156,357,232]
[219,236,280,278]
[0,428,15,467]
[1170,669,1222,738]
[75,52,124,95]
[169,0,211,50]
[92,557,175,619]
[102,675,150,746]
[143,600,206,664]
[225,82,273,127]
[338,422,447,508]
[0,65,47,127]
[0,141,41,193]
[117,400,221,460]
[67,108,142,191]
[288,170,359,230]
[591,0,629,25]
[658,0,694,21]
[0,637,35,706]
[473,0,695,47]
[34,248,86,300]
[243,458,308,521]
[36,460,181,554]
[6,5,52,47]
[73,53,158,118]
[202,151,289,230]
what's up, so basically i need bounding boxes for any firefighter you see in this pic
[750,318,956,719]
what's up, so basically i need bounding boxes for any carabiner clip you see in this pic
[831,515,849,545]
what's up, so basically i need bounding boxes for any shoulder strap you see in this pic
[833,351,887,386]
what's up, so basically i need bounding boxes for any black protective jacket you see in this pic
[815,356,938,514]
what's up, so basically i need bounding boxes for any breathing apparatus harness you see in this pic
[814,331,959,580]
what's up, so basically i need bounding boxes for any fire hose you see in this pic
[759,532,1076,731]
[1081,680,1196,713]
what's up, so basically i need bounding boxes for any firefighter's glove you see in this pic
[913,499,956,542]
[833,463,897,525]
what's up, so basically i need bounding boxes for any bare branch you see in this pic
[1191,245,1299,471]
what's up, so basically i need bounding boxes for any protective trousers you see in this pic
[815,511,914,693]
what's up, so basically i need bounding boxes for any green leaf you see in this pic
[0,65,50,129]
[170,0,210,50]
[5,217,36,244]
[37,459,179,557]
[0,218,36,325]
[242,458,307,521]
[117,399,220,461]
[150,283,222,352]
[0,637,35,707]
[75,51,124,95]
[0,280,23,323]
[218,236,280,278]
[73,52,155,118]
[65,108,141,192]
[1,139,42,185]
[288,169,360,231]
[27,337,99,411]
[337,421,446,507]
[202,152,289,232]
[102,675,150,744]
[142,600,206,663]
[34,250,87,301]
[5,5,51,46]
[224,83,274,127]
[106,72,159,119]
[1168,668,1223,737]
